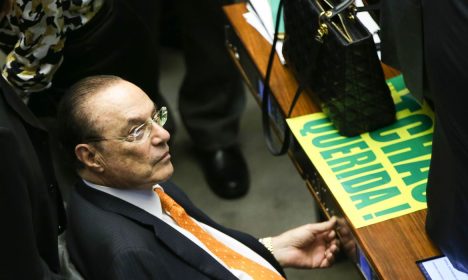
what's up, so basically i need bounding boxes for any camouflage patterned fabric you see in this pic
[0,0,103,93]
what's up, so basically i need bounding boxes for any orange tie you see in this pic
[155,189,284,280]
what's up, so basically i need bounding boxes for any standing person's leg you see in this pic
[424,0,468,273]
[175,0,249,199]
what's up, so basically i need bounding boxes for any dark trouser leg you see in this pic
[176,0,245,150]
[174,0,249,199]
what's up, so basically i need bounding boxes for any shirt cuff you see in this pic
[259,237,274,255]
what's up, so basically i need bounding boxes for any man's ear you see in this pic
[75,144,105,172]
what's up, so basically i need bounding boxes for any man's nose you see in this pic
[150,121,170,144]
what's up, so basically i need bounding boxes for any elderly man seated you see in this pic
[58,75,339,279]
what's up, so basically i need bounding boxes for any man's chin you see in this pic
[154,165,174,184]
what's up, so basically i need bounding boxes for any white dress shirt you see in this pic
[83,180,281,279]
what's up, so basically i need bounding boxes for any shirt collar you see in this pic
[83,179,165,219]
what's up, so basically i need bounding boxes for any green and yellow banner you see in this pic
[287,76,434,228]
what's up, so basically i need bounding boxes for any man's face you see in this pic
[86,80,173,189]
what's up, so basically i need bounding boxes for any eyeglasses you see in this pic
[86,106,168,143]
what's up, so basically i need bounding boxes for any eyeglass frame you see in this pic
[85,106,168,143]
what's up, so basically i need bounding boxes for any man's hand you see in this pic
[271,217,339,268]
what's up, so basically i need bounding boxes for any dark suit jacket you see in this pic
[423,0,468,273]
[0,78,66,279]
[67,180,285,279]
[380,0,430,102]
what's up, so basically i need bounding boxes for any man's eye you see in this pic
[130,125,146,140]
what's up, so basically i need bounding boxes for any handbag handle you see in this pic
[262,0,302,156]
[262,0,289,156]
[320,0,355,19]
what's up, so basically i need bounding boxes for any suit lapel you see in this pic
[77,183,238,280]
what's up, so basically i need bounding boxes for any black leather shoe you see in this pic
[196,146,250,199]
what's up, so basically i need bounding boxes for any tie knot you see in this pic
[154,188,165,198]
[154,188,182,216]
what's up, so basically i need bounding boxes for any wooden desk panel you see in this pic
[224,3,440,279]
[357,210,439,279]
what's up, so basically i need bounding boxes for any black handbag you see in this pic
[281,0,396,136]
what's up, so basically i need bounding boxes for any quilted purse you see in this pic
[282,0,396,136]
